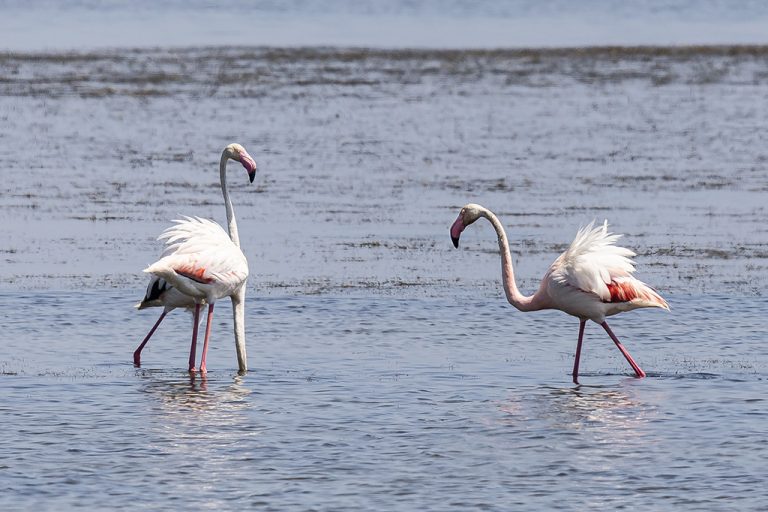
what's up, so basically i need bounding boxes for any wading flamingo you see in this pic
[134,143,257,374]
[450,203,668,384]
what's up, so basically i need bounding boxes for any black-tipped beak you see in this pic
[238,149,258,183]
[450,216,465,249]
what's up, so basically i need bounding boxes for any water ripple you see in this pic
[1,292,767,509]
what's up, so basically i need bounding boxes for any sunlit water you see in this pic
[3,28,768,511]
[3,47,768,296]
[1,291,766,510]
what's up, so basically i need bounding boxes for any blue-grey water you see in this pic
[2,5,768,509]
[2,0,768,50]
[1,291,767,510]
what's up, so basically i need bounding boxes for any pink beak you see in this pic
[450,215,465,248]
[238,149,257,182]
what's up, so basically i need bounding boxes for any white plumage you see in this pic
[547,220,667,323]
[551,220,635,300]
[144,216,248,303]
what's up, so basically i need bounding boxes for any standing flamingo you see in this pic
[450,203,668,383]
[134,143,257,374]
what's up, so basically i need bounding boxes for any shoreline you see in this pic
[5,43,768,58]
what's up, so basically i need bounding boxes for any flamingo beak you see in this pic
[238,150,258,183]
[450,216,465,248]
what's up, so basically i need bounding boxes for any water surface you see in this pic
[1,291,767,510]
[2,46,768,295]
[2,45,768,509]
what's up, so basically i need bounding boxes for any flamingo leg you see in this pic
[134,310,168,366]
[189,304,201,372]
[600,321,646,378]
[199,303,215,374]
[572,319,587,384]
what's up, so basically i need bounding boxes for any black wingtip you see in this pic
[451,236,460,248]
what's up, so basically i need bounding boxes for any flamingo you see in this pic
[134,143,257,374]
[450,203,669,384]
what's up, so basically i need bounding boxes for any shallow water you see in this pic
[2,47,768,295]
[2,46,768,509]
[1,291,767,510]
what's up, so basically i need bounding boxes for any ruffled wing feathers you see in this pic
[143,216,248,292]
[551,220,643,302]
[158,216,232,258]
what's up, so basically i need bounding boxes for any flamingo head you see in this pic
[225,143,258,183]
[450,203,483,248]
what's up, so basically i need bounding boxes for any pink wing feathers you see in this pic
[143,216,248,301]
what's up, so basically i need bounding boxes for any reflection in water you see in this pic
[137,370,252,411]
[499,382,656,441]
[494,382,660,501]
[135,371,263,454]
[550,385,651,429]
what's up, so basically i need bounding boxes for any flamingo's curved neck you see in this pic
[480,209,547,312]
[220,152,241,248]
[220,150,247,372]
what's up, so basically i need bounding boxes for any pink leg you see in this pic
[134,310,168,366]
[189,304,201,372]
[572,319,587,384]
[600,321,646,378]
[199,303,215,374]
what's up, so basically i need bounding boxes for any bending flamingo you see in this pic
[134,143,257,374]
[450,203,668,383]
